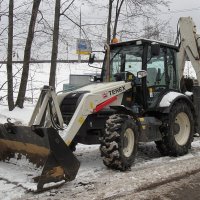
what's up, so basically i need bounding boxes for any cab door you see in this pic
[146,46,178,108]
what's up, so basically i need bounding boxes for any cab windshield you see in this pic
[104,44,143,81]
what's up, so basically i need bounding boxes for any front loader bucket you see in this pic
[0,123,80,192]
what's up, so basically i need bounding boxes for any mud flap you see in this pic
[0,124,80,192]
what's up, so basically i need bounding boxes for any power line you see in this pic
[76,6,200,26]
[64,6,200,20]
[158,6,200,15]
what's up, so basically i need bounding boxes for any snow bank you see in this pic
[0,63,101,103]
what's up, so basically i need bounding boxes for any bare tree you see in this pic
[112,0,124,40]
[107,0,114,44]
[49,0,61,88]
[49,0,76,88]
[143,17,174,42]
[6,0,14,110]
[107,0,169,43]
[15,0,41,108]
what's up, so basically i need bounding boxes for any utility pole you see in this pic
[66,42,69,62]
[78,7,81,63]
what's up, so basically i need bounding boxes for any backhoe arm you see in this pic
[177,17,200,85]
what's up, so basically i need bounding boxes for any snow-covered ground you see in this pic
[1,104,200,200]
[0,62,200,200]
[0,63,101,102]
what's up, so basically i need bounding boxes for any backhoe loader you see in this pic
[1,17,200,191]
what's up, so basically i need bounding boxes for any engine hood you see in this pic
[57,81,131,105]
[75,81,127,93]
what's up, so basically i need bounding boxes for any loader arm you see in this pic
[61,81,132,145]
[29,85,64,128]
[177,17,200,84]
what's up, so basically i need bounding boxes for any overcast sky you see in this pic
[160,0,200,31]
[1,0,200,60]
[79,0,200,41]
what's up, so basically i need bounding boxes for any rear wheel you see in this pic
[156,101,194,156]
[100,114,138,171]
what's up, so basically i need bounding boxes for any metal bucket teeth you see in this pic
[0,124,80,192]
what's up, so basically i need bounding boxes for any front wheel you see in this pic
[100,114,138,171]
[156,101,194,156]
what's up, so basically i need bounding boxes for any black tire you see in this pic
[155,140,169,156]
[156,101,194,156]
[100,114,138,171]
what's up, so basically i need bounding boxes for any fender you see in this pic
[110,105,142,130]
[157,91,194,113]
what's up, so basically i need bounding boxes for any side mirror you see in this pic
[151,43,160,57]
[90,75,102,82]
[137,70,147,79]
[90,75,97,82]
[88,53,95,64]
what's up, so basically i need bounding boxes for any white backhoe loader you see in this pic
[0,17,200,191]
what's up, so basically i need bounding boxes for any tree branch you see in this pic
[60,0,76,15]
[61,13,89,41]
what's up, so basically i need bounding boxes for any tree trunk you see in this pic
[107,0,113,44]
[49,0,61,89]
[15,0,41,108]
[112,0,124,40]
[7,0,14,111]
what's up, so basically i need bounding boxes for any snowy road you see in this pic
[1,139,200,200]
[119,170,200,200]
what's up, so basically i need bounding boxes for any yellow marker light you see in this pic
[139,118,145,122]
[128,74,133,80]
[149,87,153,98]
[78,116,85,124]
[142,125,146,130]
[90,102,94,109]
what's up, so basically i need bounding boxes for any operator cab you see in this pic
[102,39,179,111]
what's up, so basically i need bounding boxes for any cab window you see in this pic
[109,45,143,81]
[147,48,165,87]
